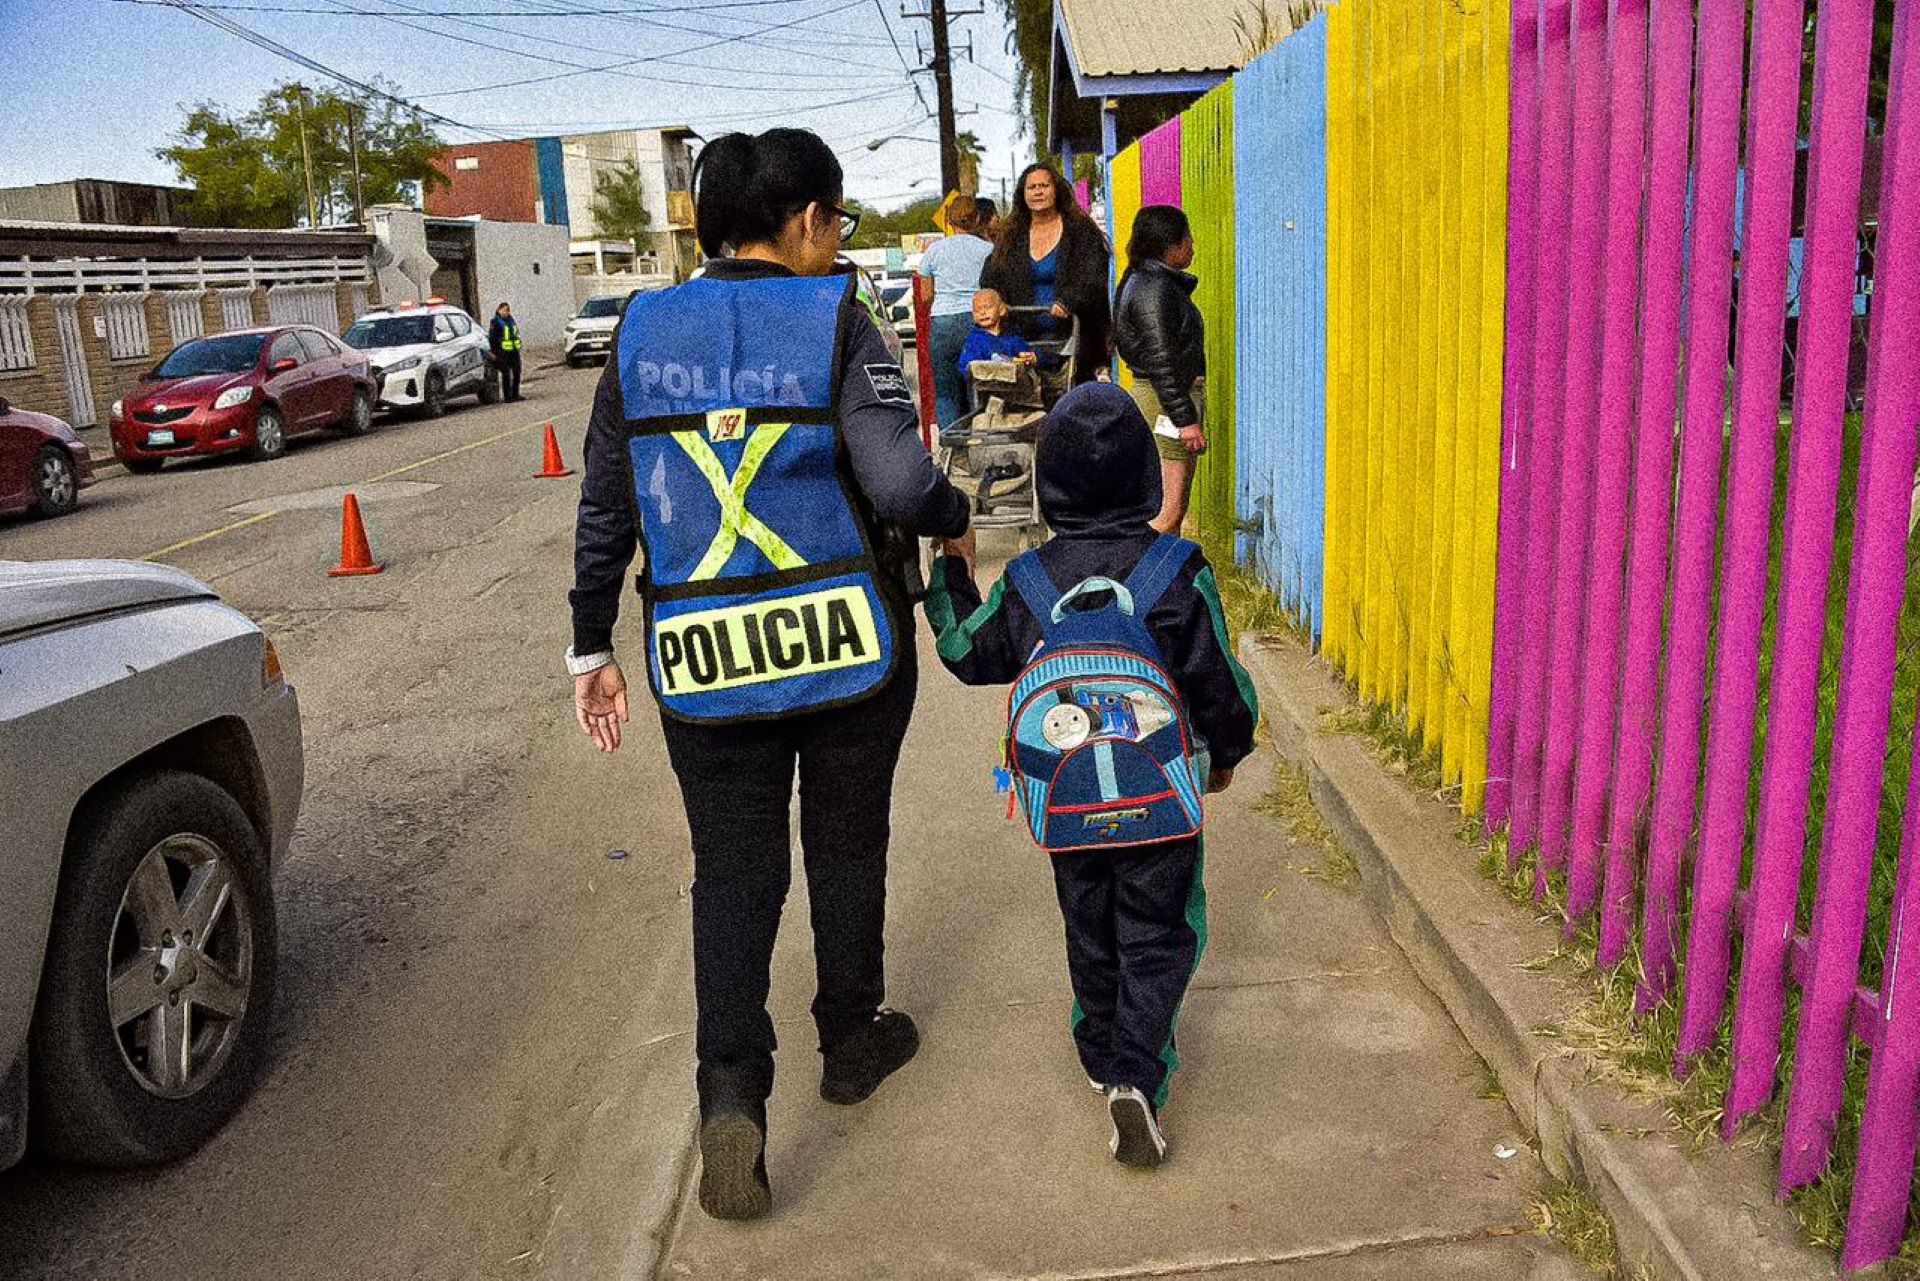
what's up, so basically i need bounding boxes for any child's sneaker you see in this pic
[697,1107,772,1221]
[1106,1086,1167,1168]
[820,1008,920,1105]
[1087,1076,1108,1094]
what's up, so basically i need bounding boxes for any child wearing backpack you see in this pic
[924,382,1258,1168]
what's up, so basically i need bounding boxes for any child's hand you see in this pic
[1016,351,1037,363]
[1206,766,1235,794]
[936,528,978,580]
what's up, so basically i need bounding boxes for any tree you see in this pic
[159,79,445,229]
[847,195,945,250]
[589,159,652,247]
[994,0,1053,152]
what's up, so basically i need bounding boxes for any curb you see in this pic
[1239,635,1839,1281]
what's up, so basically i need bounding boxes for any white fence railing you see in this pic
[0,253,370,296]
[0,297,32,372]
[166,292,204,346]
[218,289,255,332]
[100,294,149,361]
[266,284,340,331]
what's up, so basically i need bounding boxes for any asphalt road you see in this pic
[0,363,707,1278]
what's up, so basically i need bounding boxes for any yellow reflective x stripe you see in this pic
[673,424,807,579]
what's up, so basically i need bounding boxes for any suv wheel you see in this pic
[30,770,277,1165]
[477,364,502,405]
[421,369,448,418]
[30,445,79,516]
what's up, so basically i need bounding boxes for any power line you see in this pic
[324,0,897,93]
[112,0,837,13]
[410,0,870,97]
[872,0,932,117]
[148,0,498,135]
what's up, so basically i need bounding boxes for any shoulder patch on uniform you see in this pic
[864,363,913,405]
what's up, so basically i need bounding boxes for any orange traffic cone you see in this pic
[535,424,575,478]
[328,492,384,577]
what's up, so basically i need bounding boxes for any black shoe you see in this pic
[697,1109,771,1220]
[820,1008,920,1105]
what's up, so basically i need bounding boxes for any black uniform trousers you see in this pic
[659,653,917,1114]
[1051,836,1205,1108]
[497,351,523,401]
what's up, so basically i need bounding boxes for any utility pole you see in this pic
[347,102,366,227]
[904,0,982,197]
[294,84,319,228]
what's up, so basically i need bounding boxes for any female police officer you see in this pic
[564,127,973,1221]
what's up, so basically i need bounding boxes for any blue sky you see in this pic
[0,0,1030,208]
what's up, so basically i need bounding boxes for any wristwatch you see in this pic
[565,647,616,677]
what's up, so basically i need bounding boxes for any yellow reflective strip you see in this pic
[675,424,808,580]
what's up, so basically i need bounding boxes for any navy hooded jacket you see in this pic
[924,382,1259,773]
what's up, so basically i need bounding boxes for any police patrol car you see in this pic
[342,299,498,416]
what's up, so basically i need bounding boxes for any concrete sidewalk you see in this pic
[651,588,1581,1279]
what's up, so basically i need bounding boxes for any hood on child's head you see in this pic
[1037,382,1163,537]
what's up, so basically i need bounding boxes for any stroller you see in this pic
[937,307,1079,550]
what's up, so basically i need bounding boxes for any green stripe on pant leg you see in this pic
[1154,837,1209,1110]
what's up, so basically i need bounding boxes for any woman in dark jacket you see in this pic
[980,162,1111,385]
[1113,205,1205,532]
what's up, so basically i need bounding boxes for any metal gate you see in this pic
[54,296,95,428]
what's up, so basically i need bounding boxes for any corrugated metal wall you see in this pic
[1233,24,1328,637]
[1180,82,1238,542]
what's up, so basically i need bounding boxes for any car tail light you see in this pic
[262,635,284,687]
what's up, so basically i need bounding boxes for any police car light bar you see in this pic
[425,295,446,306]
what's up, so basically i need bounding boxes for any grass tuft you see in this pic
[1254,757,1358,885]
[1526,1180,1630,1276]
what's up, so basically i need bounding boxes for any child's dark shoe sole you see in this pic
[697,1114,771,1220]
[1108,1092,1167,1169]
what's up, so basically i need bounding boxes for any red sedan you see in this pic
[109,326,374,471]
[0,394,94,518]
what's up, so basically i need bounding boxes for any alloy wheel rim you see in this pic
[107,834,254,1099]
[38,455,73,506]
[259,411,283,453]
[355,395,370,429]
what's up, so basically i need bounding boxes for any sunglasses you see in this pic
[825,203,860,245]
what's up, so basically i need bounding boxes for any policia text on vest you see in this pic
[655,585,880,694]
[619,273,899,723]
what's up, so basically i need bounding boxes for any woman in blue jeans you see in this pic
[916,198,996,428]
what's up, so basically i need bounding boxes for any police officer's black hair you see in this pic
[1126,205,1191,270]
[693,129,844,258]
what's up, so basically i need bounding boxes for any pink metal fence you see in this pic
[1139,116,1182,207]
[1487,0,1920,1265]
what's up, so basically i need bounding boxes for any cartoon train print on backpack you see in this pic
[1002,536,1210,853]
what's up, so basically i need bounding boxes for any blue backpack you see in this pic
[1002,535,1208,853]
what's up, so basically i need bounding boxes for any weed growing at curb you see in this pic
[1527,1180,1649,1279]
[1253,758,1357,885]
[1319,698,1447,797]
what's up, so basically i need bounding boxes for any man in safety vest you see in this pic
[489,301,524,402]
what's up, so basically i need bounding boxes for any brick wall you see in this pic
[0,296,70,421]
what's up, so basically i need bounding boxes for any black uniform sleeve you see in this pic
[567,363,638,656]
[837,313,970,538]
[1148,554,1260,772]
[923,554,1039,685]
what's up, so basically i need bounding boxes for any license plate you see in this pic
[145,429,176,447]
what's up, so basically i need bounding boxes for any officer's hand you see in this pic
[1206,766,1235,794]
[938,528,978,580]
[575,663,630,754]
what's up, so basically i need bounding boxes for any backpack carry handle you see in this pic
[1051,576,1133,623]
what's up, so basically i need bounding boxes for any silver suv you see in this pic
[0,560,302,1169]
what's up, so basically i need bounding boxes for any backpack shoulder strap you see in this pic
[1123,535,1198,615]
[1003,551,1062,630]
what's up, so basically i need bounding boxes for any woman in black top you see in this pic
[980,162,1111,385]
[1113,206,1206,532]
[566,127,971,1223]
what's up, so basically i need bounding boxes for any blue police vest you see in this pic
[617,273,897,723]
